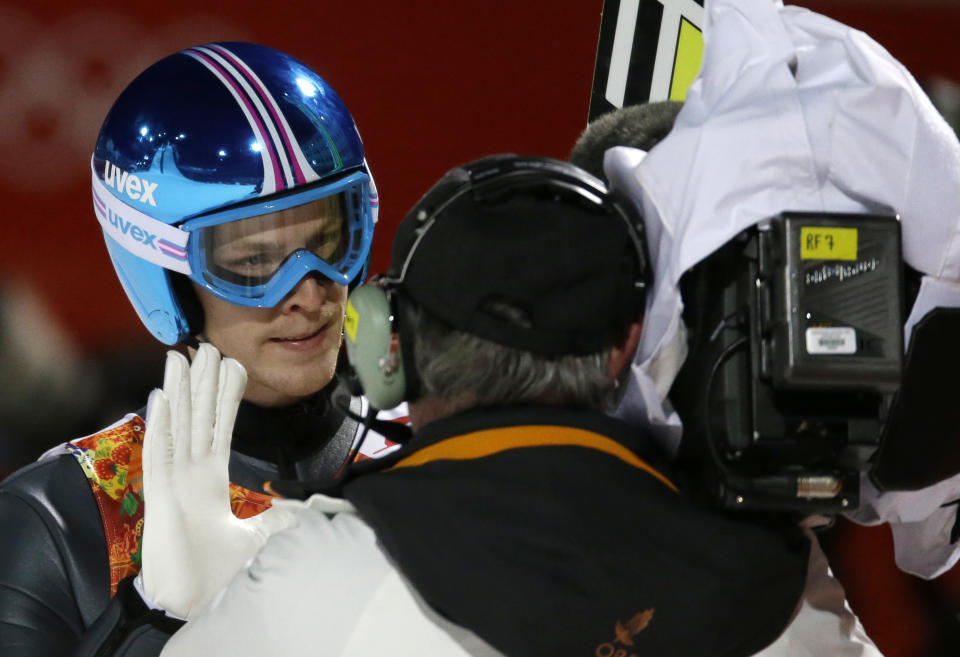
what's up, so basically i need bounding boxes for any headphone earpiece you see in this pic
[343,282,410,410]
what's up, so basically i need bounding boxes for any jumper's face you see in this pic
[193,199,350,407]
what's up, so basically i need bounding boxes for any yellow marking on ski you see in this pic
[669,17,704,101]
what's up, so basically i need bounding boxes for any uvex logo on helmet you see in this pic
[105,206,158,249]
[103,160,159,207]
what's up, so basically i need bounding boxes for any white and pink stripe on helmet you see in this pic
[184,45,319,196]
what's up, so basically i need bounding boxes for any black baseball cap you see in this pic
[388,155,649,356]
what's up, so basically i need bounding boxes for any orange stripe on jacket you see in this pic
[388,425,677,492]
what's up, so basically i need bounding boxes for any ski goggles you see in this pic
[93,168,374,307]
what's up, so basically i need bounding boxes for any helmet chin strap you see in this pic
[334,396,413,450]
[264,397,412,500]
[333,403,378,480]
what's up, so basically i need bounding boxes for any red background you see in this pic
[1,1,959,655]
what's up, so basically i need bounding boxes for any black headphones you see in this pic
[343,154,650,410]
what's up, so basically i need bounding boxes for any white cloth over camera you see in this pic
[608,0,960,579]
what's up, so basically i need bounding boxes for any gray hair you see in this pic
[409,303,617,412]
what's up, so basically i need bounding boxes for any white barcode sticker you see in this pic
[805,327,857,355]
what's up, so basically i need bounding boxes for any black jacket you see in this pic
[344,405,811,657]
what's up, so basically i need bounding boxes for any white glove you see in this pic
[140,343,297,619]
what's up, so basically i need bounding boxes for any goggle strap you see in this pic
[91,165,192,275]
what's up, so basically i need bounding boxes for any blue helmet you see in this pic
[92,42,377,345]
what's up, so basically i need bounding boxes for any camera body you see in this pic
[673,212,903,513]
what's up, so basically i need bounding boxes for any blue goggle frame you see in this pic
[181,170,373,307]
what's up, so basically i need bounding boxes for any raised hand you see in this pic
[140,343,297,619]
